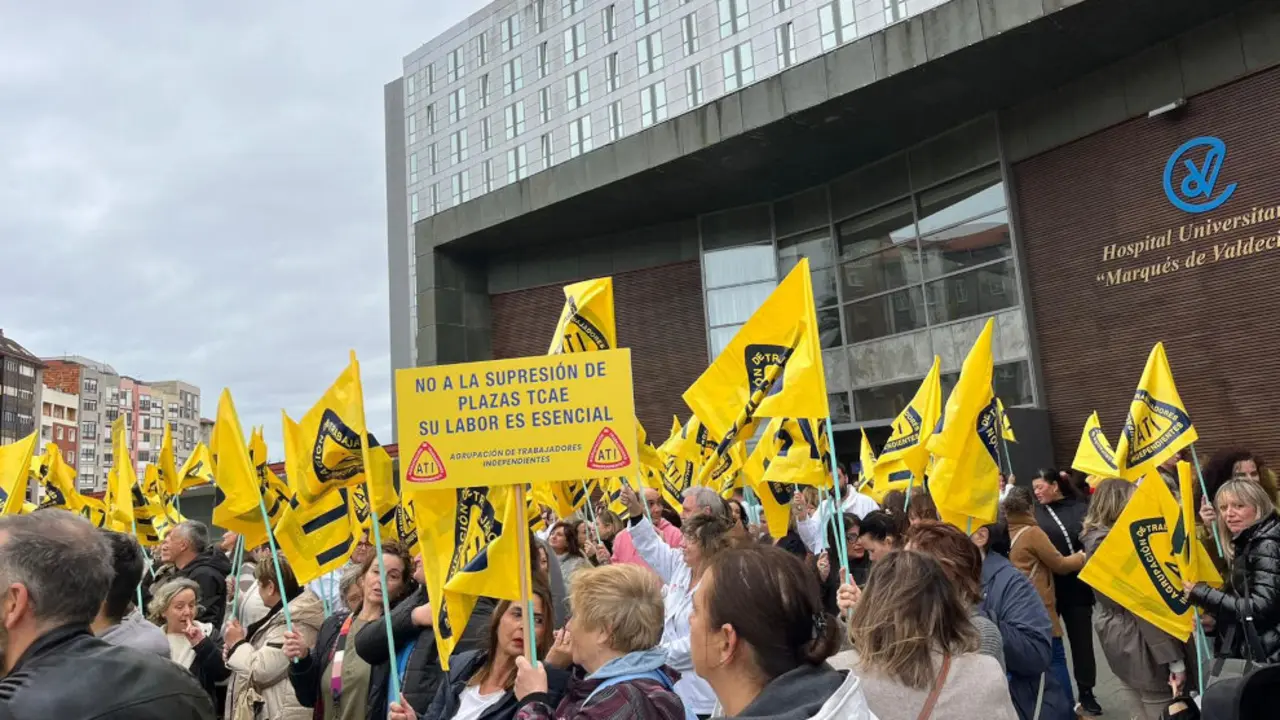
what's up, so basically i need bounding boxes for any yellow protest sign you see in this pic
[396,349,638,489]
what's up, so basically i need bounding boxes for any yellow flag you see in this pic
[177,443,216,490]
[104,417,136,530]
[865,462,912,504]
[1080,471,1216,641]
[741,418,794,540]
[249,427,291,528]
[349,441,399,541]
[295,356,369,503]
[1072,412,1120,479]
[0,432,37,515]
[548,277,617,354]
[858,428,877,488]
[275,411,357,585]
[684,260,828,440]
[760,418,831,489]
[656,416,703,510]
[997,399,1017,442]
[211,389,266,543]
[873,357,942,488]
[80,495,108,528]
[707,441,747,497]
[927,319,1001,528]
[158,423,181,497]
[1176,462,1222,587]
[416,485,523,670]
[1114,343,1198,481]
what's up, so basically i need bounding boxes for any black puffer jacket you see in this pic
[1190,510,1280,663]
[353,587,495,711]
[176,549,233,626]
[0,625,215,719]
[422,649,569,720]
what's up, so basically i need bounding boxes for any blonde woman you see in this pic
[1082,479,1186,720]
[149,577,229,706]
[830,550,1015,720]
[1186,479,1280,664]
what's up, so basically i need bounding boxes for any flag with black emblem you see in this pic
[872,356,941,490]
[547,277,616,355]
[740,418,793,540]
[294,356,369,503]
[656,417,701,511]
[158,423,181,498]
[1114,343,1198,482]
[415,484,522,670]
[0,432,36,516]
[683,259,828,441]
[104,416,136,531]
[34,442,84,514]
[348,437,399,541]
[759,418,831,489]
[276,411,357,585]
[250,426,291,527]
[177,442,216,490]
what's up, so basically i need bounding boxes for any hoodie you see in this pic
[98,608,170,659]
[712,664,875,720]
[176,549,232,626]
[515,649,689,720]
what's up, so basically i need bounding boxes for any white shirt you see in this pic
[798,491,881,554]
[629,517,717,716]
[451,684,505,720]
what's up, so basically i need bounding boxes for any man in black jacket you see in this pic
[0,510,215,719]
[162,520,231,626]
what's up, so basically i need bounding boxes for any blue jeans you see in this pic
[1051,636,1075,709]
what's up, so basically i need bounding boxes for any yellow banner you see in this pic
[1072,411,1119,479]
[1114,342,1198,481]
[396,349,638,489]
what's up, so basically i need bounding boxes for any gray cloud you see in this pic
[0,1,488,458]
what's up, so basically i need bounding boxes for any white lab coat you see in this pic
[798,491,880,554]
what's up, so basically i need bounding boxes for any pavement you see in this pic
[1064,626,1126,718]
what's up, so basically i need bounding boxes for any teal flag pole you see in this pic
[256,498,293,633]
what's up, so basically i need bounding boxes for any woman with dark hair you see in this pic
[814,513,871,617]
[390,579,563,720]
[549,521,590,584]
[285,543,417,720]
[907,492,940,526]
[856,510,903,562]
[1030,468,1100,716]
[831,550,1016,719]
[689,545,873,719]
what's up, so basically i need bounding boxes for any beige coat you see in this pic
[225,590,325,720]
[1006,512,1085,637]
[829,649,1017,720]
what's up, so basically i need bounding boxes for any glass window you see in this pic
[605,53,620,92]
[83,398,97,412]
[428,143,438,174]
[776,23,797,68]
[608,101,624,141]
[407,112,417,144]
[83,378,98,394]
[563,0,584,18]
[722,42,755,92]
[686,65,704,107]
[829,392,852,424]
[406,73,416,103]
[635,0,660,26]
[426,65,435,94]
[448,88,466,123]
[941,361,1033,407]
[704,244,775,288]
[852,376,924,422]
[819,0,856,51]
[778,231,838,305]
[482,160,495,192]
[506,102,526,139]
[702,203,770,250]
[637,32,664,76]
[844,287,927,344]
[503,58,524,95]
[884,0,908,23]
[564,22,587,64]
[566,68,590,109]
[774,186,828,237]
[535,0,548,32]
[409,153,418,184]
[478,32,489,65]
[925,259,1018,324]
[426,104,436,133]
[837,200,915,260]
[451,171,470,205]
[430,185,440,213]
[708,283,776,326]
[841,246,922,303]
[501,14,521,51]
[538,42,551,78]
[719,0,750,38]
[569,116,593,158]
[447,48,464,83]
[539,87,553,123]
[450,129,469,164]
[919,209,1011,280]
[709,326,742,358]
[541,133,553,169]
[479,74,491,108]
[682,13,699,55]
[411,192,420,220]
[640,82,667,128]
[508,146,529,183]
[481,117,493,151]
[603,5,618,42]
[915,166,1005,235]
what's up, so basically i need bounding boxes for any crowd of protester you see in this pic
[0,446,1277,719]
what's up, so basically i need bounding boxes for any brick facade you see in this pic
[1013,65,1280,465]
[42,361,82,396]
[490,260,709,438]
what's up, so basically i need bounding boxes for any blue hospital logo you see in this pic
[1163,136,1237,214]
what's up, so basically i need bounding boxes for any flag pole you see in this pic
[1187,444,1224,555]
[823,419,852,581]
[350,351,401,703]
[515,483,539,663]
[904,473,915,513]
[256,498,293,633]
[130,518,144,611]
[229,535,245,622]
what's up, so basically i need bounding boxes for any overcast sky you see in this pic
[1,1,488,458]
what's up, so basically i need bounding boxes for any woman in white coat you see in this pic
[621,486,734,718]
[222,558,325,720]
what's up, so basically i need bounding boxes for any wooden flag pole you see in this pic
[514,483,539,662]
[256,498,294,633]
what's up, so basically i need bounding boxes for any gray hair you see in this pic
[0,511,113,627]
[339,565,364,605]
[147,577,201,623]
[172,520,211,554]
[682,486,727,517]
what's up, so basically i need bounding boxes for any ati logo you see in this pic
[312,410,363,482]
[447,487,504,580]
[1089,427,1119,470]
[406,441,446,483]
[882,407,923,454]
[40,484,66,509]
[552,298,612,353]
[662,456,692,496]
[587,427,631,470]
[745,344,788,397]
[1122,390,1193,466]
[351,485,371,523]
[1129,517,1190,614]
[397,502,420,548]
[976,400,1001,464]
